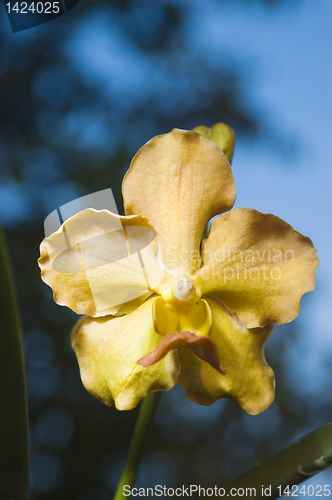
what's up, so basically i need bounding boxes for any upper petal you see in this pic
[122,128,236,272]
[38,209,161,317]
[177,298,275,415]
[71,297,180,410]
[195,208,319,328]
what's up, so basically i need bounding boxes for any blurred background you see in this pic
[0,0,331,498]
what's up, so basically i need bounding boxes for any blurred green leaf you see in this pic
[0,222,29,499]
[224,421,332,499]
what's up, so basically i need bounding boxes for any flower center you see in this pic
[160,275,201,310]
[173,277,194,301]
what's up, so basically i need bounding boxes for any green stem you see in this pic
[114,392,161,500]
[224,421,332,499]
[0,221,29,499]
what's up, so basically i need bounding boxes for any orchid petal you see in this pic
[38,209,161,317]
[195,208,319,328]
[177,298,275,415]
[122,129,236,272]
[71,298,179,410]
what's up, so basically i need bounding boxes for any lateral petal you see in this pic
[195,208,319,328]
[71,298,179,410]
[38,209,160,317]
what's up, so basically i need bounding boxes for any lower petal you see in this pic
[71,298,179,410]
[177,298,275,415]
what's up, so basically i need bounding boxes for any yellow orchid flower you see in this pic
[38,123,319,415]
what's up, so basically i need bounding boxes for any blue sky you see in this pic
[186,0,332,352]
